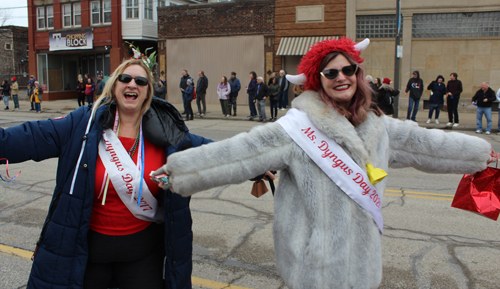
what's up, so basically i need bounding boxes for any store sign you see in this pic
[49,29,93,51]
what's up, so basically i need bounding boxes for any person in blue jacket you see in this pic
[0,59,211,289]
[426,75,447,124]
[182,78,194,121]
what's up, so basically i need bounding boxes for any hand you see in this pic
[483,98,488,102]
[404,92,408,96]
[263,171,276,181]
[253,100,256,103]
[152,165,170,190]
[263,97,267,100]
[181,88,184,92]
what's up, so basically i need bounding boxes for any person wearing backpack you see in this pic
[33,81,43,113]
[377,78,399,115]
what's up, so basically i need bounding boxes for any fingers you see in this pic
[264,170,276,180]
[152,164,167,176]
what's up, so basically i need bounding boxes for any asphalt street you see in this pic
[0,101,499,289]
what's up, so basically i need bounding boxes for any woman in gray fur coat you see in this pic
[154,38,491,289]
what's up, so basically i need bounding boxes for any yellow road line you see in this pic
[0,243,33,259]
[0,244,253,289]
[386,189,454,198]
[385,192,454,202]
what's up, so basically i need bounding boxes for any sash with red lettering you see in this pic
[98,128,163,223]
[276,109,383,233]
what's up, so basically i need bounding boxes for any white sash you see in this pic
[276,109,383,233]
[98,128,163,223]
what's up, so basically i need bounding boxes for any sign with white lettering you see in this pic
[49,28,93,51]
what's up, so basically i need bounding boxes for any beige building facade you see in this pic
[354,0,500,111]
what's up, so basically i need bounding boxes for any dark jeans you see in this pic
[78,94,86,107]
[184,99,193,119]
[83,223,165,289]
[279,90,289,109]
[428,103,441,119]
[12,94,19,109]
[181,93,186,113]
[86,94,94,105]
[248,94,257,116]
[196,92,206,114]
[270,100,278,118]
[406,97,419,121]
[228,95,237,115]
[447,97,459,123]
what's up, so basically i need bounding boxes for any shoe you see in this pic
[247,115,252,118]
[281,108,286,111]
[446,122,452,127]
[233,113,237,116]
[434,119,439,124]
[181,111,186,115]
[184,118,190,121]
[476,130,482,134]
[37,111,40,113]
[30,108,35,111]
[485,131,491,135]
[426,119,431,124]
[189,117,193,121]
[4,107,8,110]
[497,132,500,135]
[226,115,230,118]
[253,115,259,118]
[452,123,459,127]
[196,112,201,116]
[201,113,205,117]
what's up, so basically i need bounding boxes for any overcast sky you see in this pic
[0,0,29,27]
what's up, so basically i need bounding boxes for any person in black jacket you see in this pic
[247,71,258,119]
[472,82,497,134]
[2,79,11,110]
[404,71,424,121]
[154,78,166,99]
[426,75,447,124]
[179,69,190,114]
[377,78,399,115]
[446,73,463,127]
[254,76,269,122]
[196,71,208,116]
[278,70,290,110]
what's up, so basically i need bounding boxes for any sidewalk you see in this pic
[7,98,499,133]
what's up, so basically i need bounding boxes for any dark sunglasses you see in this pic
[320,64,358,80]
[117,74,149,86]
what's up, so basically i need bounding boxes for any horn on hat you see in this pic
[354,38,370,52]
[286,74,306,85]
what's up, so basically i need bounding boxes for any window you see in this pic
[91,1,101,25]
[63,4,72,27]
[46,6,54,28]
[103,0,111,24]
[36,6,54,30]
[158,0,166,8]
[37,7,45,29]
[5,43,12,50]
[74,3,81,26]
[144,0,153,20]
[356,15,402,39]
[127,0,139,19]
[412,12,500,38]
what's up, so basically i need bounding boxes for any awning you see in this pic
[276,36,338,56]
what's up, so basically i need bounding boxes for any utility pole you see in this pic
[393,0,402,118]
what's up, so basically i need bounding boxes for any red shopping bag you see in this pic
[452,167,500,220]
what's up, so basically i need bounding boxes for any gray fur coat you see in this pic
[165,91,491,289]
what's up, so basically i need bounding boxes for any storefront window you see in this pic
[104,53,111,76]
[89,55,96,80]
[63,55,80,91]
[48,54,63,92]
[37,54,48,90]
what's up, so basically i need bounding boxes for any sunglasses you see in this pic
[320,64,358,80]
[117,74,149,86]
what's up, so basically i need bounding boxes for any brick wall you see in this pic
[158,0,275,39]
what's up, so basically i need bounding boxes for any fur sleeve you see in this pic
[166,123,292,197]
[385,117,491,174]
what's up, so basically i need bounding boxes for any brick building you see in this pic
[28,0,165,100]
[158,0,275,105]
[157,0,347,105]
[0,26,29,87]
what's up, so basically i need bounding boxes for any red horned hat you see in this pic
[286,37,370,92]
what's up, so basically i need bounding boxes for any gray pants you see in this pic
[196,92,206,114]
[257,99,267,121]
[3,95,9,107]
[220,99,230,116]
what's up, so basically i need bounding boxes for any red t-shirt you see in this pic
[90,136,166,236]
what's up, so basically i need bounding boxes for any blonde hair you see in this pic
[92,59,154,123]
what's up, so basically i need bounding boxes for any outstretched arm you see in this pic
[385,117,490,174]
[160,123,292,197]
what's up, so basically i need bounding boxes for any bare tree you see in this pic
[0,9,13,27]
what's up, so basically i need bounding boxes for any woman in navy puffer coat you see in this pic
[426,75,447,124]
[0,59,211,289]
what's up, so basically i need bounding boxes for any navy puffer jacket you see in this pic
[0,97,211,289]
[427,75,447,105]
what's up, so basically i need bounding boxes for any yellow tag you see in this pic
[366,164,387,185]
